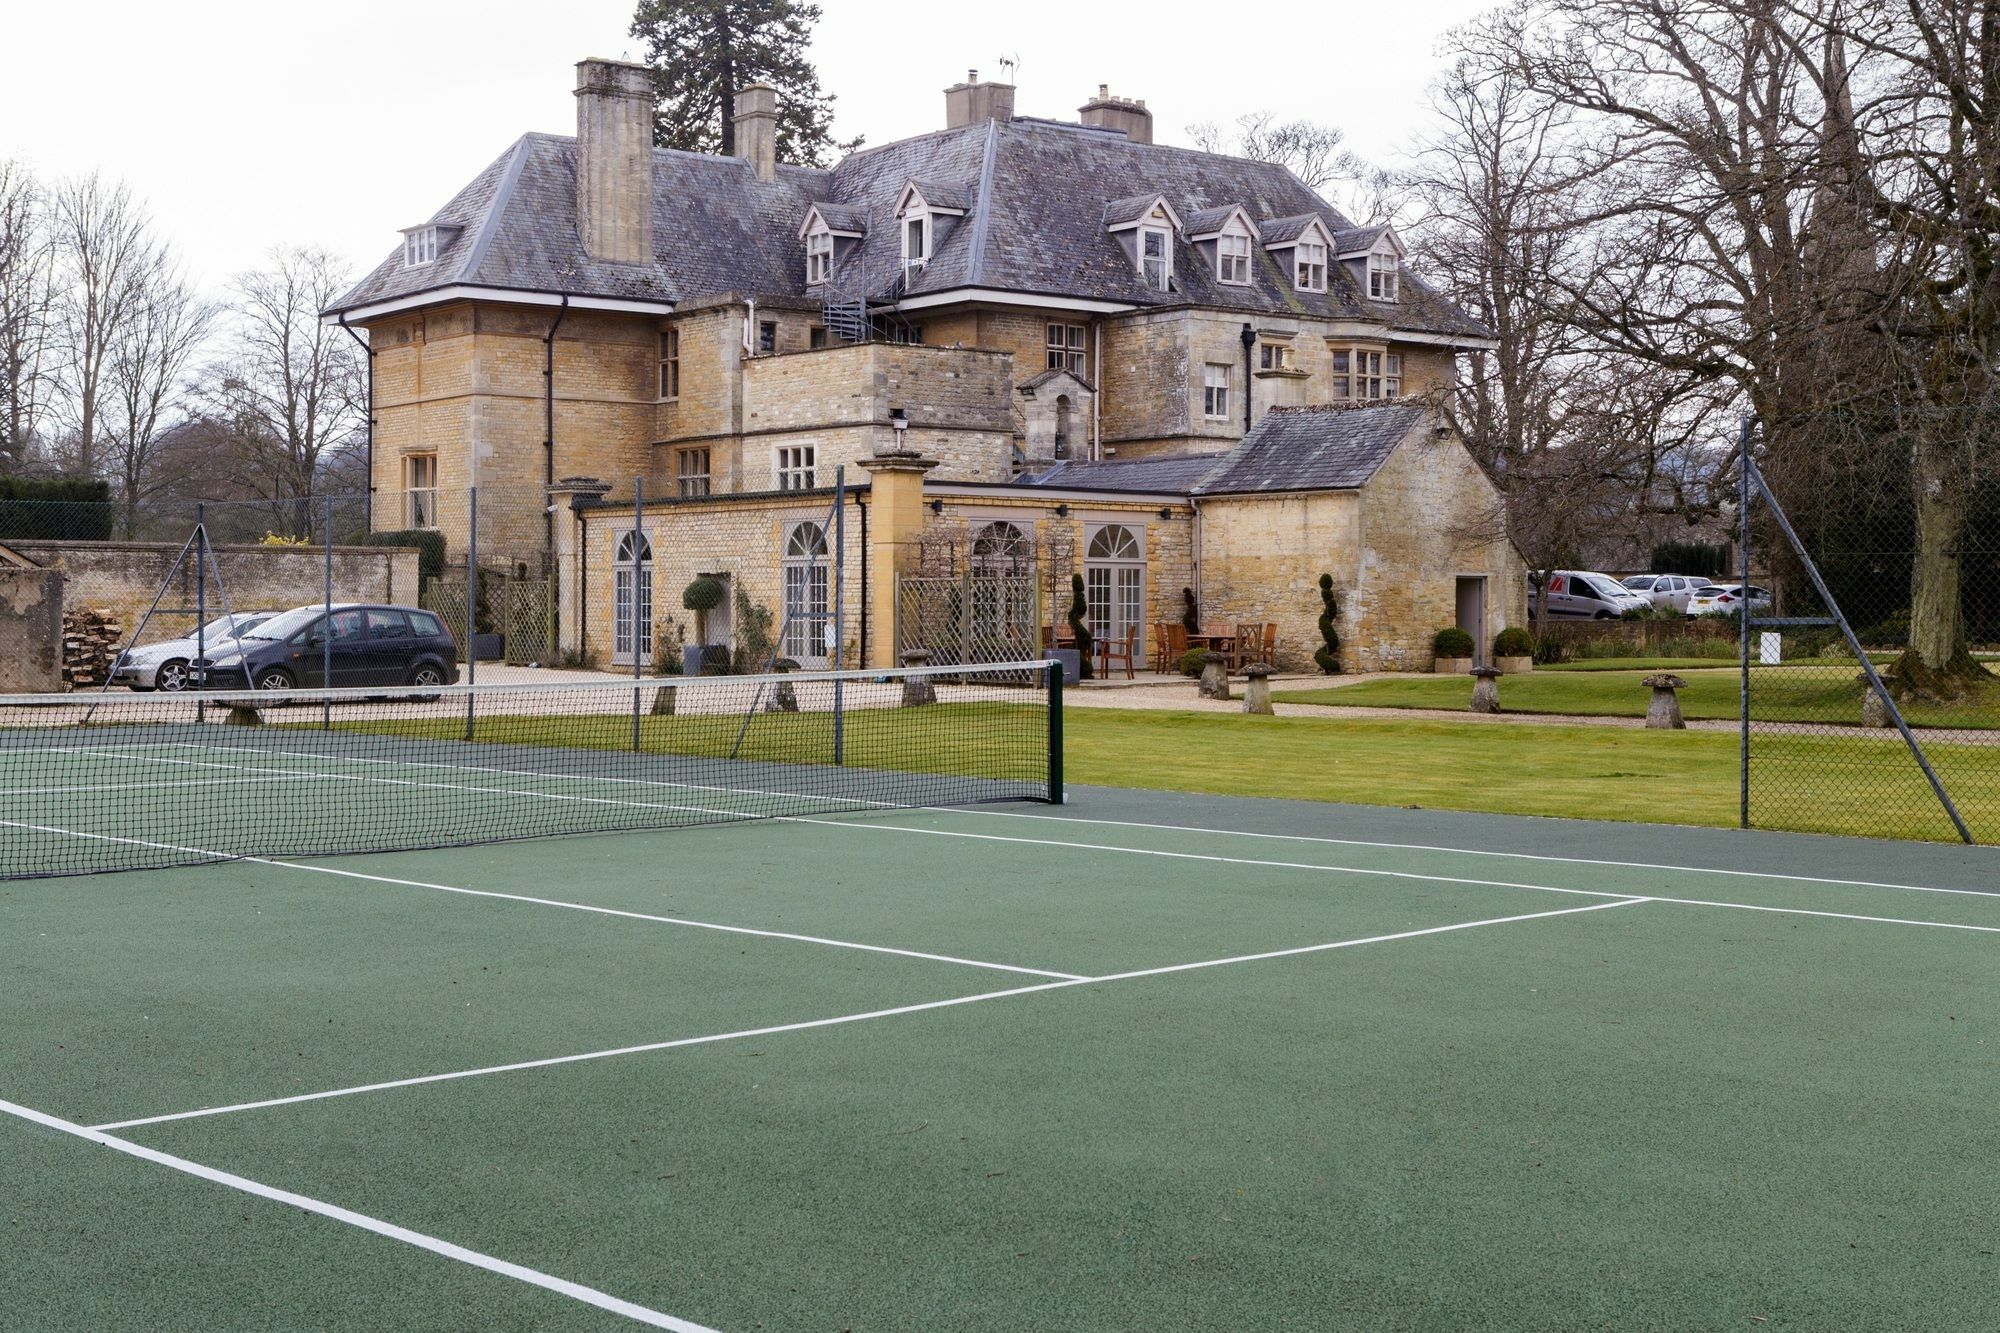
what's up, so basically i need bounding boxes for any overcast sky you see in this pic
[0,0,1495,295]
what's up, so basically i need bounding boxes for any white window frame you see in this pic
[1046,322,1086,375]
[675,446,710,498]
[658,327,680,401]
[1384,352,1402,398]
[404,453,438,528]
[613,530,654,667]
[806,228,832,285]
[1369,250,1400,301]
[903,214,930,270]
[774,444,816,492]
[1139,226,1173,292]
[1295,240,1328,293]
[1083,524,1146,655]
[1202,363,1230,421]
[781,521,832,666]
[403,227,438,267]
[1217,231,1251,285]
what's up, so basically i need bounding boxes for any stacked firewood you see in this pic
[61,608,124,688]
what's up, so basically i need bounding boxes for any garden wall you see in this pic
[0,567,63,692]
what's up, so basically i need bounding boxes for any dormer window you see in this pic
[807,229,832,284]
[1140,227,1172,291]
[894,182,967,284]
[403,226,439,267]
[1296,241,1328,292]
[905,215,929,269]
[1218,232,1251,285]
[1369,250,1400,302]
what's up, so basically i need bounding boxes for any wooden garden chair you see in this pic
[1098,625,1138,680]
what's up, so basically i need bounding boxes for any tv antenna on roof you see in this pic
[998,53,1019,84]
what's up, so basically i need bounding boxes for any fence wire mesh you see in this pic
[1745,409,2000,842]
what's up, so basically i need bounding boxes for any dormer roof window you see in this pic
[400,223,458,268]
[1102,194,1182,293]
[895,181,968,281]
[1262,214,1336,294]
[1335,224,1407,303]
[1186,205,1259,287]
[799,204,865,288]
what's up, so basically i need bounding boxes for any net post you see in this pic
[1737,413,1750,830]
[834,465,846,766]
[632,476,644,753]
[465,485,478,741]
[196,502,207,725]
[1046,657,1064,805]
[324,493,335,732]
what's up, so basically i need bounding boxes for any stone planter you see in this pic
[1042,648,1081,684]
[470,632,504,662]
[683,644,729,676]
[1434,656,1473,675]
[1495,655,1534,674]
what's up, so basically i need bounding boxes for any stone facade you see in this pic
[0,567,63,692]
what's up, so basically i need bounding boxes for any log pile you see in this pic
[61,608,124,689]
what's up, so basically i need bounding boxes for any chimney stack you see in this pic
[574,58,656,265]
[1079,84,1152,144]
[945,69,1016,129]
[735,82,779,182]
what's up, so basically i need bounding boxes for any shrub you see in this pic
[1314,573,1342,674]
[1067,573,1093,681]
[1180,587,1200,635]
[1492,626,1535,658]
[1532,634,1571,665]
[1178,647,1210,678]
[731,589,775,674]
[0,475,114,541]
[366,528,446,583]
[1862,608,1909,649]
[1433,627,1476,659]
[681,576,726,612]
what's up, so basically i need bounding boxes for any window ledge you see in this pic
[1254,367,1311,380]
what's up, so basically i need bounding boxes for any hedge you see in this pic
[0,476,114,541]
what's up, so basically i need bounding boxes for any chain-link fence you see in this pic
[1743,408,2000,842]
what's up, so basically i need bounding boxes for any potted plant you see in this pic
[681,576,727,675]
[1066,573,1093,681]
[1492,626,1535,674]
[1432,626,1476,674]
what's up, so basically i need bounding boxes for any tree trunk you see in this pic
[1887,432,1989,698]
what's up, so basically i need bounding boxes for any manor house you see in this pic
[323,59,1523,672]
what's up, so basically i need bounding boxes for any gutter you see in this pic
[336,315,375,529]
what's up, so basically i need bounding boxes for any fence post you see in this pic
[633,476,644,753]
[1738,414,1751,830]
[834,465,845,766]
[323,493,334,732]
[196,502,206,724]
[1047,657,1064,805]
[465,486,478,740]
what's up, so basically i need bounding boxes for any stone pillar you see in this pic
[735,82,778,183]
[1197,654,1231,700]
[1858,674,1891,727]
[548,476,611,659]
[857,450,940,668]
[1469,666,1502,714]
[1243,663,1274,715]
[574,59,656,265]
[1642,674,1687,729]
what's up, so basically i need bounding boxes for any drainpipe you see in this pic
[337,314,374,529]
[1092,321,1103,461]
[568,496,593,661]
[542,297,570,563]
[1239,323,1255,434]
[857,493,869,666]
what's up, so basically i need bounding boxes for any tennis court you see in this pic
[5,669,2000,1330]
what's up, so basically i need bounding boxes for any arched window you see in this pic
[1084,524,1144,651]
[782,521,830,665]
[968,520,1035,651]
[613,530,653,665]
[1054,395,1073,459]
[971,521,1030,575]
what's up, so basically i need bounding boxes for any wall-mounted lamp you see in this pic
[1054,503,1070,518]
[1158,507,1175,521]
[928,498,944,514]
[889,406,909,438]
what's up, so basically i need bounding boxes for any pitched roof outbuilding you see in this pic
[1194,403,1426,495]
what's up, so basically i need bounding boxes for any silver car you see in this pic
[111,612,280,691]
[1621,574,1712,614]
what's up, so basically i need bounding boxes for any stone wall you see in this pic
[1197,491,1365,672]
[0,567,63,692]
[4,542,421,650]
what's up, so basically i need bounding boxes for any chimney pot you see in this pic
[734,81,779,182]
[574,57,656,265]
[944,69,1015,129]
[1079,84,1153,144]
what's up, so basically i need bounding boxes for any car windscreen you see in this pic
[1623,577,1656,590]
[200,614,266,640]
[239,606,323,640]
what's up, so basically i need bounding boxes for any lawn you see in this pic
[1277,664,2000,729]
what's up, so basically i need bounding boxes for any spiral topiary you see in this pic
[1181,586,1200,635]
[1067,573,1094,681]
[1313,573,1342,675]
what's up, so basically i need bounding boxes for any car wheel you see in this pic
[254,667,295,692]
[408,663,445,702]
[1594,610,1616,620]
[155,659,190,692]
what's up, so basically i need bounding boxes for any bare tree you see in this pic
[1187,112,1361,193]
[200,246,364,537]
[102,254,212,535]
[49,174,156,478]
[0,161,57,471]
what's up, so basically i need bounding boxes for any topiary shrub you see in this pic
[1067,573,1094,680]
[682,576,726,646]
[1433,626,1476,659]
[1313,573,1342,674]
[1181,587,1200,635]
[1178,647,1210,678]
[1492,626,1535,658]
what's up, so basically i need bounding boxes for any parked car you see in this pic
[1534,570,1652,619]
[1686,584,1773,619]
[1620,574,1712,614]
[110,611,281,691]
[195,603,460,691]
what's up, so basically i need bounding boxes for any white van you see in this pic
[1535,570,1648,620]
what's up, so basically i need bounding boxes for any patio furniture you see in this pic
[1153,622,1188,671]
[1232,622,1269,671]
[1190,622,1238,665]
[1098,625,1138,680]
[1245,622,1277,666]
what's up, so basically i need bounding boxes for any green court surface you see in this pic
[7,776,2000,1329]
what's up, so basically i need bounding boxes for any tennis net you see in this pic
[0,660,1061,878]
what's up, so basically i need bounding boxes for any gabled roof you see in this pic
[899,178,971,213]
[1260,213,1332,248]
[1184,205,1257,240]
[801,201,867,237]
[1333,223,1401,258]
[1017,367,1096,394]
[1195,403,1426,494]
[1101,192,1180,230]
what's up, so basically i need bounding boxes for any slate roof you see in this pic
[1101,193,1166,227]
[1194,403,1426,495]
[1182,205,1245,238]
[1259,214,1326,246]
[1333,224,1391,255]
[328,117,1489,343]
[810,201,867,233]
[1022,454,1228,493]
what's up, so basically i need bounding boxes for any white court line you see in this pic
[91,897,1648,1131]
[0,818,1079,982]
[0,773,318,797]
[138,738,2000,904]
[29,749,2000,941]
[0,1096,717,1331]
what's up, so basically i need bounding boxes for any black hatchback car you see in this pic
[196,603,460,691]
